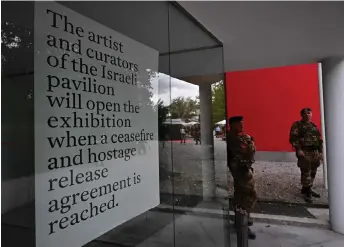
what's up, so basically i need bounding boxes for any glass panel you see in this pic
[167,3,230,247]
[1,2,173,247]
[1,2,35,246]
[1,2,227,247]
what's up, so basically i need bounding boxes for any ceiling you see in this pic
[179,1,344,72]
[2,1,343,77]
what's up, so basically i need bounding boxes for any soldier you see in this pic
[195,126,201,145]
[227,116,257,240]
[289,107,323,203]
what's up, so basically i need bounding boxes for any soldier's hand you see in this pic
[297,150,305,157]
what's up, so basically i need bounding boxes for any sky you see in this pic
[151,73,199,106]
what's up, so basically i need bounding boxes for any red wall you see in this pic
[225,63,321,152]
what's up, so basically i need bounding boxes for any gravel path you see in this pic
[226,161,328,205]
[159,140,328,205]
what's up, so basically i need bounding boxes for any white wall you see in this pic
[322,57,344,234]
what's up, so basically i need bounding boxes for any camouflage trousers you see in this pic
[229,162,257,214]
[297,150,322,188]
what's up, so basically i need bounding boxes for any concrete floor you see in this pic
[134,214,344,247]
[2,203,341,247]
[94,213,344,247]
[245,223,344,247]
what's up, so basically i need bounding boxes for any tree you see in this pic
[1,20,33,76]
[169,96,199,120]
[211,81,226,126]
[157,99,169,140]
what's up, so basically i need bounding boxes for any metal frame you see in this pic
[160,44,223,57]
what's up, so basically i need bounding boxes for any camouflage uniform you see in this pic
[289,120,323,192]
[195,128,201,145]
[227,131,257,214]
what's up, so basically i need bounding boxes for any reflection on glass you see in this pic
[1,2,228,247]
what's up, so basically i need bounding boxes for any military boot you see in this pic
[301,187,313,203]
[301,187,307,194]
[310,189,321,198]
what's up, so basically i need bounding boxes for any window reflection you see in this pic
[1,2,228,247]
[1,20,33,76]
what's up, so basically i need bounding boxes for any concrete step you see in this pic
[155,204,330,230]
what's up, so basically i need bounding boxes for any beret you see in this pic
[229,116,243,124]
[300,108,312,115]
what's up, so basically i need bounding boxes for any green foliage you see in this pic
[1,20,33,74]
[157,99,169,140]
[166,81,226,126]
[211,81,226,126]
[169,96,199,119]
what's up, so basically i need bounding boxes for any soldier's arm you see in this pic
[239,134,256,156]
[316,126,324,161]
[319,139,324,161]
[319,132,324,154]
[289,122,301,151]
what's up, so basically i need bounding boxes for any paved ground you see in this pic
[93,208,341,247]
[159,138,328,205]
[86,212,344,247]
[3,204,341,247]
